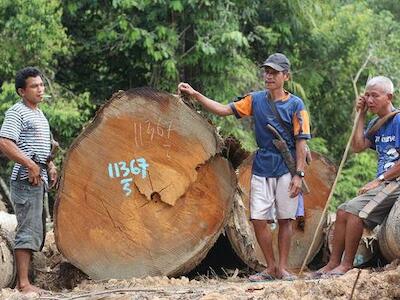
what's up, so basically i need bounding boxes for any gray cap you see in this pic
[260,53,290,72]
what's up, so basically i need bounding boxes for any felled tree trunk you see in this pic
[54,88,236,280]
[226,151,336,271]
[378,200,400,262]
[0,176,12,213]
[0,212,16,288]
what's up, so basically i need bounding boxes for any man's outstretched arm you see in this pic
[178,82,233,116]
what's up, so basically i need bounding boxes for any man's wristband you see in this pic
[378,174,385,182]
[295,170,305,178]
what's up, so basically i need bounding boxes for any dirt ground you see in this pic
[1,232,400,300]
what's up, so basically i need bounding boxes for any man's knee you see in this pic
[251,219,269,231]
[336,208,348,220]
[277,218,292,226]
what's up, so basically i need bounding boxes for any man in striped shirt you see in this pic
[0,67,57,294]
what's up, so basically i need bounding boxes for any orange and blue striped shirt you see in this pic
[229,90,311,177]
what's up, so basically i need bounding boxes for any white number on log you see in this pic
[133,119,173,159]
[107,158,149,196]
[120,178,133,196]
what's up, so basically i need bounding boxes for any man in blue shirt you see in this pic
[315,76,400,277]
[178,53,311,281]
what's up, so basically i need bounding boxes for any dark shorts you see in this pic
[338,182,400,229]
[10,179,46,251]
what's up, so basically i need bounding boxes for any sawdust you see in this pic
[1,232,400,300]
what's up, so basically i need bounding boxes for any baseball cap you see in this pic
[260,53,290,72]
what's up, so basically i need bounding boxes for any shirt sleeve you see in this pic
[0,109,22,142]
[292,100,311,139]
[229,94,253,119]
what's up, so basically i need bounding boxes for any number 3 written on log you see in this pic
[107,158,149,196]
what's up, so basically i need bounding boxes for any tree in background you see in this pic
[1,0,400,209]
[0,0,95,207]
[0,0,69,80]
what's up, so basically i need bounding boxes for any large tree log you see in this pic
[0,212,16,288]
[0,176,12,213]
[54,88,236,280]
[378,199,400,262]
[226,151,336,271]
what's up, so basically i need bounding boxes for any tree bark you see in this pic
[225,151,337,271]
[54,88,236,280]
[378,200,400,262]
[0,176,12,213]
[0,212,16,288]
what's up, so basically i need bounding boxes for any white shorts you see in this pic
[250,173,298,220]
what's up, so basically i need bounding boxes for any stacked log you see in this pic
[378,199,400,262]
[226,152,337,271]
[54,88,236,280]
[0,211,17,288]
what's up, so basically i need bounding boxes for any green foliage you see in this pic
[58,0,259,102]
[2,0,400,210]
[308,137,330,157]
[0,81,95,156]
[0,0,69,80]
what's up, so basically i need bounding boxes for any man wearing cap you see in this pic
[178,53,311,281]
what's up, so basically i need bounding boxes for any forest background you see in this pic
[1,0,400,211]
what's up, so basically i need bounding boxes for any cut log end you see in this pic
[54,88,236,279]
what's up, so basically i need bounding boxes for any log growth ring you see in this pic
[54,88,235,279]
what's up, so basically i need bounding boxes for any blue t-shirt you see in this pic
[229,90,311,177]
[366,113,400,177]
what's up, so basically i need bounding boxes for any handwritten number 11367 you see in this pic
[108,158,148,179]
[107,158,149,196]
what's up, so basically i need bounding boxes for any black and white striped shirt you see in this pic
[0,101,51,183]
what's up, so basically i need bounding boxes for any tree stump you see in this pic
[225,151,336,271]
[54,88,236,280]
[378,200,400,262]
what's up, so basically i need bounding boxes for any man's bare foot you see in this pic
[18,283,46,295]
[324,264,352,276]
[308,263,340,279]
[264,266,277,278]
[277,269,297,281]
[248,267,277,282]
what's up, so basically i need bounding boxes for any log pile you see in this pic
[0,211,16,288]
[54,88,236,280]
[49,86,400,280]
[378,200,400,262]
